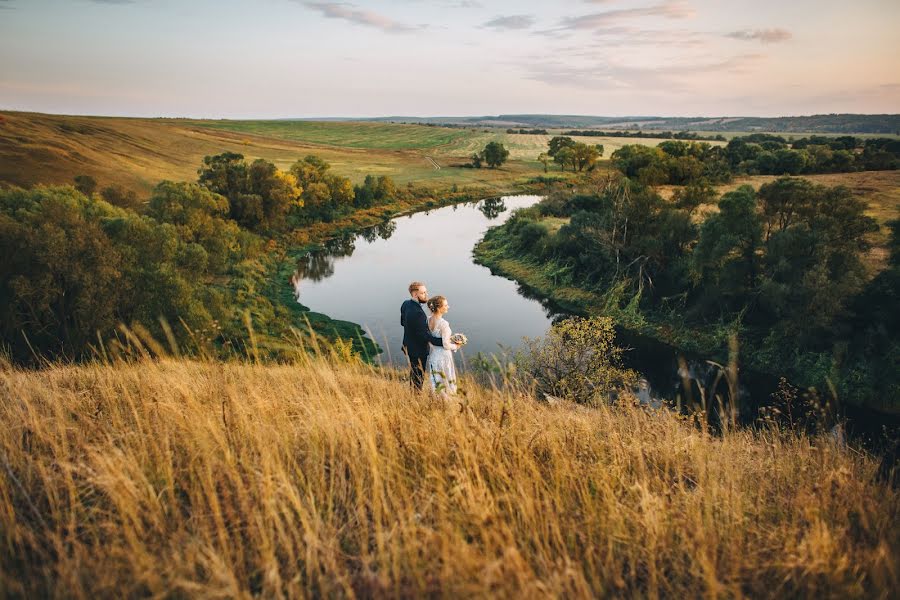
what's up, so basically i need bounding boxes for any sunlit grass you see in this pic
[1,351,896,597]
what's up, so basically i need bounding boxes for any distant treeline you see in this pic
[506,128,549,135]
[606,134,899,186]
[370,114,900,134]
[564,130,727,142]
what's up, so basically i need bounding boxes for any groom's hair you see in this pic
[408,281,424,294]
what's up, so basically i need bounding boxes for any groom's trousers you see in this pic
[408,353,428,390]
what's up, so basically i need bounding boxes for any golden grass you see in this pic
[0,112,545,196]
[1,356,897,598]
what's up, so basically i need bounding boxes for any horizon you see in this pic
[2,109,898,122]
[1,0,898,119]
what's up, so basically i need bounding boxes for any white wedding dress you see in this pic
[427,316,460,395]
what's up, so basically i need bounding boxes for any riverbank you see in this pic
[474,225,900,417]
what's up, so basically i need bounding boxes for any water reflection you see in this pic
[291,196,553,363]
[478,197,507,219]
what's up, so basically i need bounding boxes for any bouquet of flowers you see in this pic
[450,333,468,346]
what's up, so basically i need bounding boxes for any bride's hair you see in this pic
[426,295,446,313]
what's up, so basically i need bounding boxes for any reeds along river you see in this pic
[291,195,899,448]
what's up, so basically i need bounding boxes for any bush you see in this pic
[519,316,636,405]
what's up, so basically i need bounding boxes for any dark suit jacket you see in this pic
[401,299,443,357]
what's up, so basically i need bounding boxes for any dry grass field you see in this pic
[1,354,897,598]
[0,112,550,197]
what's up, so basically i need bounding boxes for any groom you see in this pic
[401,281,444,389]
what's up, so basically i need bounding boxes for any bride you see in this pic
[425,295,460,395]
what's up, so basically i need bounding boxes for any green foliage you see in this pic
[482,141,510,168]
[198,153,302,231]
[547,136,576,157]
[0,185,259,363]
[353,174,397,209]
[610,134,897,186]
[519,316,636,406]
[724,135,900,175]
[489,174,887,406]
[100,185,141,211]
[289,155,354,222]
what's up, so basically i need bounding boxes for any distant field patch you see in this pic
[192,120,472,150]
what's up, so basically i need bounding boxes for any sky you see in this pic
[0,0,898,118]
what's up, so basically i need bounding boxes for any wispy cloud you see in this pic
[726,28,792,43]
[558,0,694,31]
[483,14,535,30]
[520,53,762,91]
[301,2,421,34]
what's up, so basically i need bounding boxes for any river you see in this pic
[291,195,898,447]
[293,195,554,364]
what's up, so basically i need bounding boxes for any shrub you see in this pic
[519,316,636,405]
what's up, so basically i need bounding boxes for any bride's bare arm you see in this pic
[440,320,459,351]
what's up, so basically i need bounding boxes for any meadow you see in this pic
[1,353,897,598]
[0,112,556,196]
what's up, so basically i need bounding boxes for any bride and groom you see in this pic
[400,281,466,395]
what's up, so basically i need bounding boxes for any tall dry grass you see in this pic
[0,354,897,598]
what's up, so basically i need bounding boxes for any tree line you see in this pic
[608,134,899,186]
[0,153,400,364]
[488,175,897,408]
[564,130,727,142]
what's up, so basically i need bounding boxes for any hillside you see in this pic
[0,112,543,196]
[368,113,900,135]
[1,356,897,597]
[3,112,749,199]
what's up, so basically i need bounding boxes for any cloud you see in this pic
[483,15,534,30]
[520,53,762,91]
[301,2,420,34]
[726,28,792,44]
[587,25,708,48]
[558,1,694,31]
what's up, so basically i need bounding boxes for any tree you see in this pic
[470,152,483,168]
[197,152,303,230]
[610,145,666,179]
[773,149,808,175]
[571,143,601,171]
[692,186,763,310]
[73,175,97,196]
[100,185,141,210]
[555,147,575,172]
[198,152,247,198]
[672,181,717,213]
[520,316,635,405]
[482,141,509,168]
[537,152,551,173]
[548,136,576,157]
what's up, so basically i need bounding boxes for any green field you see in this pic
[191,119,473,150]
[192,119,691,162]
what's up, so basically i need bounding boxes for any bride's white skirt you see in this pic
[427,347,457,396]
